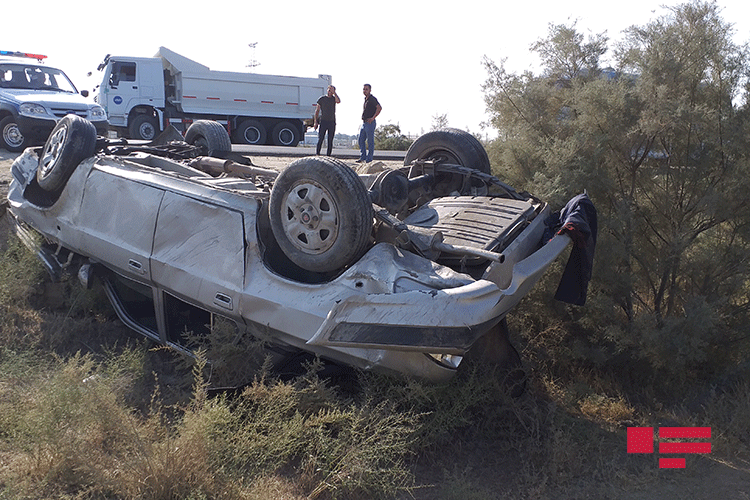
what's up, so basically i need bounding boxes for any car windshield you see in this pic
[0,63,78,93]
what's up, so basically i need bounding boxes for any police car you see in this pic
[0,50,108,152]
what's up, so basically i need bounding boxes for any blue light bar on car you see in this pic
[0,51,47,61]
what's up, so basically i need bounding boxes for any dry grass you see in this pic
[0,233,748,499]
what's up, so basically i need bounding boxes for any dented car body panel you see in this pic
[7,121,578,381]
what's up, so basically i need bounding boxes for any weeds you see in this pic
[0,346,419,499]
[0,228,748,499]
[0,236,45,308]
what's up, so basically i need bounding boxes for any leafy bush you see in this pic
[374,123,413,151]
[483,1,750,388]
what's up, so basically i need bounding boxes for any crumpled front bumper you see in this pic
[307,234,571,353]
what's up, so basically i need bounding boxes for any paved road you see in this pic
[233,144,406,162]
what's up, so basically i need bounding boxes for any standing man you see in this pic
[314,85,340,156]
[357,83,382,163]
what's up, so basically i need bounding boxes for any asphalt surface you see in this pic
[235,144,406,161]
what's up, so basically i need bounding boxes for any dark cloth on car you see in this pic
[544,192,597,306]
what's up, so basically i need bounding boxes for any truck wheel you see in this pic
[185,120,232,156]
[234,119,267,145]
[271,121,300,147]
[36,114,97,192]
[269,157,373,273]
[0,116,31,152]
[128,114,159,141]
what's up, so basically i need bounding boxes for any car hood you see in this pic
[1,89,94,107]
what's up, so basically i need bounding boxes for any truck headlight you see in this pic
[90,106,106,119]
[19,103,47,116]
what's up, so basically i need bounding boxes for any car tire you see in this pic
[0,116,31,152]
[404,128,491,174]
[36,114,97,192]
[234,119,267,145]
[185,120,232,156]
[269,157,373,273]
[271,121,300,147]
[128,114,159,141]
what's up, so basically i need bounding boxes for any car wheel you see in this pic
[404,128,491,174]
[185,120,232,156]
[0,116,31,152]
[234,119,267,145]
[128,114,159,141]
[269,157,373,273]
[36,114,97,192]
[404,128,492,196]
[271,121,300,147]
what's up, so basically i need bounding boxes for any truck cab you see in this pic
[96,55,166,140]
[0,51,108,152]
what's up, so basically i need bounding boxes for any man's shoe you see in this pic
[355,159,365,163]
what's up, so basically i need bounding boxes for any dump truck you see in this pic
[95,47,331,147]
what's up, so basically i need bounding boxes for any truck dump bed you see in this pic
[156,47,329,119]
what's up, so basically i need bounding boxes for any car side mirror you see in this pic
[80,90,89,97]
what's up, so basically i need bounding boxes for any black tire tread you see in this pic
[269,156,372,272]
[234,119,267,145]
[0,116,30,152]
[404,128,491,174]
[129,114,159,141]
[36,114,97,192]
[271,121,300,147]
[185,120,232,155]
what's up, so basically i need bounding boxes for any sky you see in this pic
[4,0,750,138]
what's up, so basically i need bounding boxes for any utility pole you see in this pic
[247,43,260,69]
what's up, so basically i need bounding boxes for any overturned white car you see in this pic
[6,115,596,382]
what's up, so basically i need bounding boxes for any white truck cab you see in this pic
[97,56,166,140]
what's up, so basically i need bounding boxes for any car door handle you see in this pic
[128,259,146,275]
[214,293,233,310]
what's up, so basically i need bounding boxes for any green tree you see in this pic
[483,1,750,379]
[531,20,608,81]
[374,123,413,151]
